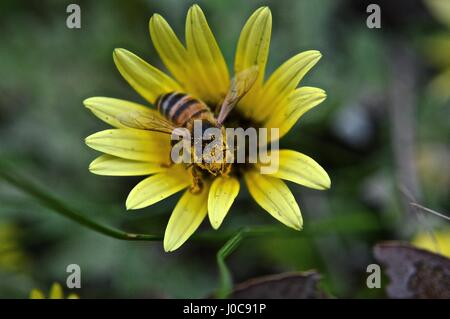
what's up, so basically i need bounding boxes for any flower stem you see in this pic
[215,228,246,299]
[214,227,272,298]
[0,167,162,241]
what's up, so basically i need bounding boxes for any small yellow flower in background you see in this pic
[412,229,450,258]
[423,0,450,101]
[30,282,79,299]
[425,0,450,27]
[0,223,29,272]
[84,5,330,252]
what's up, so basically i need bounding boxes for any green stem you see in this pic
[214,227,271,298]
[215,229,245,298]
[0,168,162,241]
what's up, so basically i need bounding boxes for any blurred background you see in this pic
[0,0,449,298]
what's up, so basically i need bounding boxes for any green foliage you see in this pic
[0,0,449,298]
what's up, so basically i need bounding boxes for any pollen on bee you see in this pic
[169,120,280,175]
[187,166,203,194]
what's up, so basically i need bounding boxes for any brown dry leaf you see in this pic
[229,271,328,299]
[374,242,450,298]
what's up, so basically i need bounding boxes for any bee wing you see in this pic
[116,110,177,135]
[217,66,259,125]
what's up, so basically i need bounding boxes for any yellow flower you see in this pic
[84,5,330,252]
[30,282,79,299]
[425,0,450,27]
[0,223,29,272]
[412,229,450,258]
[424,0,450,100]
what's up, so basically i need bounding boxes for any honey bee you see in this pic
[116,66,258,192]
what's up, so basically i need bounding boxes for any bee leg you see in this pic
[161,155,174,168]
[220,163,232,177]
[188,166,203,194]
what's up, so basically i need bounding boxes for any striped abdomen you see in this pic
[156,92,213,127]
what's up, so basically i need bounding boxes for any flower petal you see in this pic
[164,182,210,252]
[185,4,229,103]
[265,87,327,139]
[85,129,171,162]
[234,7,272,117]
[83,97,160,128]
[234,7,271,81]
[149,14,199,95]
[425,0,450,28]
[254,50,322,122]
[30,289,45,299]
[126,165,190,210]
[49,283,63,299]
[244,170,302,230]
[113,48,181,104]
[89,155,166,176]
[259,150,330,190]
[208,176,240,229]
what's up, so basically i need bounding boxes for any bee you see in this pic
[116,66,258,192]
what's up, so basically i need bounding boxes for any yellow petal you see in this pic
[126,166,190,210]
[235,7,271,82]
[254,51,322,122]
[244,170,302,230]
[412,229,450,258]
[113,48,181,104]
[49,283,63,299]
[185,5,229,103]
[30,289,45,299]
[164,182,210,252]
[89,155,166,176]
[67,293,80,299]
[149,14,199,96]
[208,176,240,229]
[85,129,171,162]
[260,150,330,190]
[265,87,327,139]
[234,7,272,117]
[83,97,160,128]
